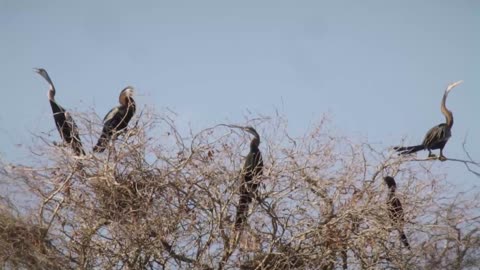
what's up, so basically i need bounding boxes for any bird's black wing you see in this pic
[65,112,85,155]
[104,103,136,132]
[50,99,66,115]
[49,100,85,155]
[94,106,124,152]
[243,151,263,180]
[103,106,123,130]
[253,151,263,176]
[389,197,410,249]
[422,123,448,148]
[50,100,67,138]
[235,150,263,229]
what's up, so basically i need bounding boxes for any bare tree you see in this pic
[1,108,479,270]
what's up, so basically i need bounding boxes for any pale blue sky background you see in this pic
[0,1,479,188]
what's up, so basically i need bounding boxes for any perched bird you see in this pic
[35,68,85,156]
[394,80,463,161]
[93,86,136,152]
[230,126,264,229]
[384,176,410,249]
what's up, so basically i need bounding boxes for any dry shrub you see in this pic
[0,108,479,269]
[0,207,66,270]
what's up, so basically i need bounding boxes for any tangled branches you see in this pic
[0,109,479,269]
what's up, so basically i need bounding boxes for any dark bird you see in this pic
[35,68,85,156]
[228,126,263,229]
[384,176,410,249]
[394,81,463,161]
[93,86,136,153]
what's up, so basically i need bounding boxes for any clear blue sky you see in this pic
[1,1,479,188]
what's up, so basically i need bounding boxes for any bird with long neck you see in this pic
[441,83,455,130]
[221,125,264,230]
[93,86,136,153]
[394,80,462,161]
[34,68,85,156]
[235,126,263,230]
[384,176,410,249]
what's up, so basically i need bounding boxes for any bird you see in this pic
[394,80,463,161]
[93,86,136,153]
[384,176,410,249]
[34,68,85,156]
[226,126,264,230]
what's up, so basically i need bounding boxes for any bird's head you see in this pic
[243,126,258,137]
[219,124,261,146]
[383,176,397,190]
[119,86,135,105]
[34,68,53,85]
[445,80,463,94]
[34,68,55,99]
[243,126,260,147]
[121,86,135,97]
[34,67,47,77]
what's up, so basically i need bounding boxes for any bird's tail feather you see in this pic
[234,192,251,230]
[393,144,424,155]
[72,142,85,156]
[93,133,110,153]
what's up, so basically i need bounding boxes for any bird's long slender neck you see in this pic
[441,91,453,129]
[120,94,135,108]
[40,70,56,101]
[250,134,260,152]
[387,185,396,200]
[43,74,56,101]
[128,97,136,108]
[48,87,56,101]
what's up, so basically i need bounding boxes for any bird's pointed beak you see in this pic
[219,124,243,130]
[33,68,40,73]
[446,80,463,93]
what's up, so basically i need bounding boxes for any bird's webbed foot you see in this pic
[438,155,447,161]
[426,149,436,159]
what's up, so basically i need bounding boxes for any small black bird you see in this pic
[93,86,136,152]
[35,68,85,156]
[384,176,410,249]
[232,126,263,229]
[394,81,462,161]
